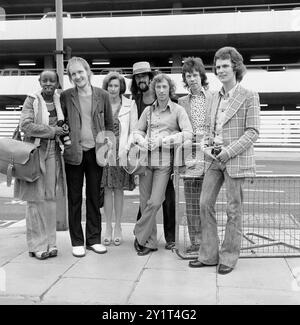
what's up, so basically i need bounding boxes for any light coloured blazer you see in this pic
[118,95,138,161]
[204,84,260,178]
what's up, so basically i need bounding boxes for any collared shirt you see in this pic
[214,83,239,145]
[137,98,192,139]
[136,98,193,166]
[190,90,206,134]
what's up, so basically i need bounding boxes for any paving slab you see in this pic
[1,221,299,305]
[11,231,79,266]
[284,257,300,273]
[284,258,300,293]
[218,287,300,305]
[0,296,36,305]
[0,262,69,297]
[217,258,295,291]
[43,277,133,304]
[146,248,218,275]
[0,235,26,266]
[63,244,148,281]
[62,223,165,281]
[129,268,217,305]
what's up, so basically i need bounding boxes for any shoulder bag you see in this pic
[123,107,152,175]
[0,124,41,186]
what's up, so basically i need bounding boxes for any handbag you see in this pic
[0,124,41,186]
[96,136,116,167]
[122,143,148,175]
[123,107,153,175]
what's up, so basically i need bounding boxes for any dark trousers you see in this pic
[65,149,103,247]
[137,177,175,243]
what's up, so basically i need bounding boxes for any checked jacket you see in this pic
[204,84,261,178]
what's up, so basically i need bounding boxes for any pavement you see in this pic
[0,149,300,306]
[1,221,300,305]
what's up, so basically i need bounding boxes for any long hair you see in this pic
[213,47,246,82]
[130,72,153,98]
[102,71,126,96]
[182,57,209,90]
[149,73,177,101]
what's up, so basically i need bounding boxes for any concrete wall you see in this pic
[1,69,300,95]
[1,9,300,40]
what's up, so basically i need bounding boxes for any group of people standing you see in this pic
[14,45,260,275]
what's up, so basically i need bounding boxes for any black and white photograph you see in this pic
[0,0,300,311]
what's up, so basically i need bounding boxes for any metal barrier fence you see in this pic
[173,166,300,259]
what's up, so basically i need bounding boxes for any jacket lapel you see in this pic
[70,88,81,116]
[91,87,100,117]
[118,95,131,117]
[223,85,246,125]
[179,95,191,120]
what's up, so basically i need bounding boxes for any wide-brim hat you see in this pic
[124,61,154,79]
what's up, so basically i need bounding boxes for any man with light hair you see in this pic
[61,57,113,257]
[126,61,176,250]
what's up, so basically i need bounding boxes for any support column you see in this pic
[55,0,68,231]
[55,0,64,90]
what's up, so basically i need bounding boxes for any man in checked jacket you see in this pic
[188,47,260,274]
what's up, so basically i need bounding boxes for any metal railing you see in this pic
[1,3,300,20]
[1,63,300,76]
[173,144,300,258]
[174,175,300,259]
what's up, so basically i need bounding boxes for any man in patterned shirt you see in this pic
[188,47,260,274]
[178,57,212,253]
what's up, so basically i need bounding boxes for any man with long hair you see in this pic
[179,57,213,253]
[188,47,260,274]
[126,62,176,250]
[133,73,192,255]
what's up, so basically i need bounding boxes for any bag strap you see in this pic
[12,112,41,147]
[148,106,152,139]
[6,163,13,187]
[12,124,22,141]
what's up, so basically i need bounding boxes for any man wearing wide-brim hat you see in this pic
[125,62,155,117]
[125,61,154,80]
[126,61,176,251]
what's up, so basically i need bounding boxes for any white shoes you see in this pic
[86,244,107,254]
[72,246,86,257]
